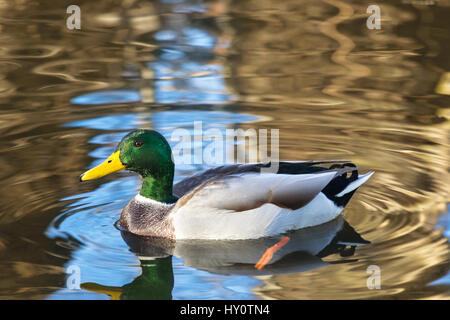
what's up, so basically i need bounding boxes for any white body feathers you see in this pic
[172,192,343,240]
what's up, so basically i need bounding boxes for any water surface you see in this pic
[0,0,448,299]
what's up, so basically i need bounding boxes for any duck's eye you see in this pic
[134,141,143,148]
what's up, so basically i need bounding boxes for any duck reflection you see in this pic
[82,216,369,299]
[82,256,174,300]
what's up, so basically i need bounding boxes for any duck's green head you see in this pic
[80,129,175,201]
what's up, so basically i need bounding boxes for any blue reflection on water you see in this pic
[182,27,216,48]
[151,110,258,129]
[71,90,141,105]
[148,60,233,104]
[66,114,139,130]
[66,110,258,131]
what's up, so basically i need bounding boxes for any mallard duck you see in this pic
[80,129,373,240]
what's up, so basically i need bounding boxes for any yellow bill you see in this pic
[80,150,125,181]
[81,282,123,300]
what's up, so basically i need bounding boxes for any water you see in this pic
[0,0,448,299]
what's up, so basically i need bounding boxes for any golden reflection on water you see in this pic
[0,0,448,299]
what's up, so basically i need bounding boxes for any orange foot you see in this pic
[254,236,290,270]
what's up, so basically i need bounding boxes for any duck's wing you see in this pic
[173,160,351,198]
[173,162,357,213]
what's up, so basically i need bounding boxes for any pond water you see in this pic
[0,0,448,299]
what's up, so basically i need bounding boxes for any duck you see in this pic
[80,129,373,240]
